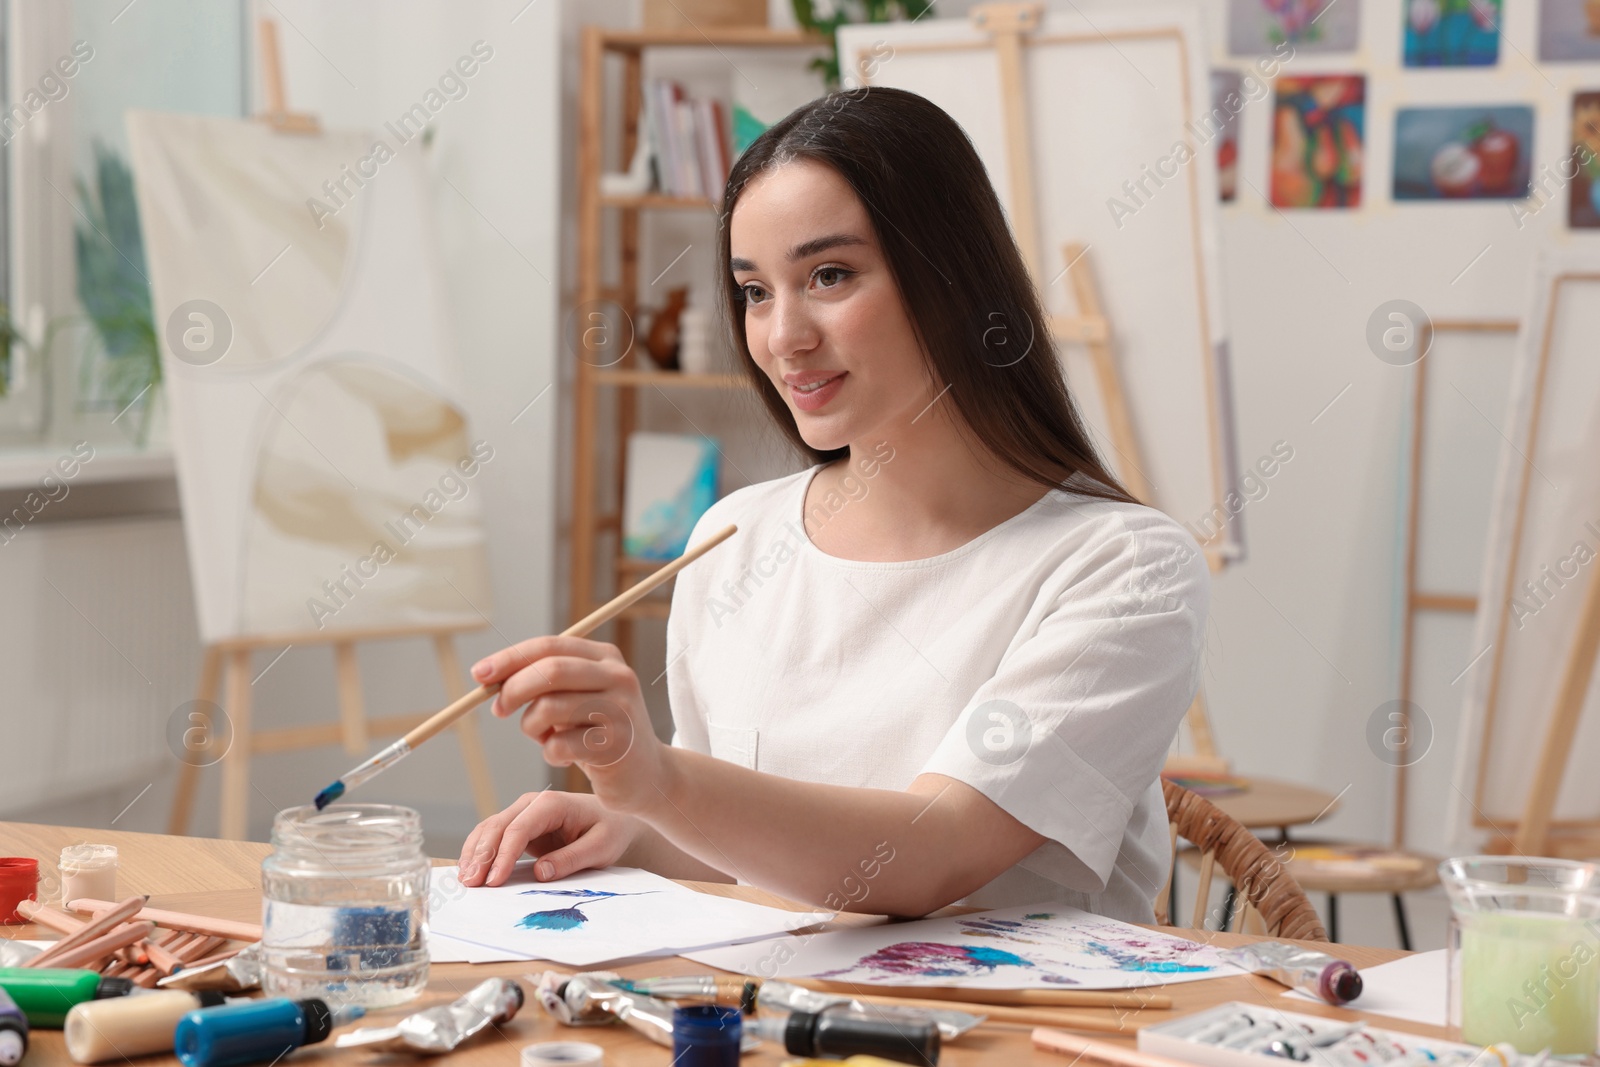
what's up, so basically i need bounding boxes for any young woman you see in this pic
[457,87,1208,923]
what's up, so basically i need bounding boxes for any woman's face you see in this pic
[730,159,936,454]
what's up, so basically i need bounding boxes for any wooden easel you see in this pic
[166,18,498,839]
[168,623,500,839]
[1470,271,1600,859]
[1393,318,1517,848]
[970,4,1225,770]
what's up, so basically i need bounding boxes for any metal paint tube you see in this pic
[336,977,523,1054]
[755,980,982,1041]
[532,971,757,1052]
[1221,942,1363,1005]
[157,945,262,994]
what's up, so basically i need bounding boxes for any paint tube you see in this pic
[336,977,523,1054]
[756,980,983,1041]
[1221,942,1363,1004]
[157,945,261,994]
[0,944,40,970]
[531,971,759,1052]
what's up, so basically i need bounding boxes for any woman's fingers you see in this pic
[491,655,619,720]
[458,792,539,886]
[532,820,624,882]
[482,790,571,886]
[536,699,639,770]
[471,636,620,690]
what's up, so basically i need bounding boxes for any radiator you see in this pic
[0,516,198,813]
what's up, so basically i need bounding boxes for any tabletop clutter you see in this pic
[2,811,1598,1067]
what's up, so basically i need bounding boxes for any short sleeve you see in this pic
[918,509,1209,894]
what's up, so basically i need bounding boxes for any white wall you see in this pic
[6,0,565,856]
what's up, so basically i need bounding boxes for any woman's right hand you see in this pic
[457,790,641,887]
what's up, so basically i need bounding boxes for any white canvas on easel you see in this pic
[127,112,492,642]
[837,2,1242,563]
[1451,250,1600,857]
[127,108,498,838]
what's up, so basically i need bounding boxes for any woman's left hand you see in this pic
[471,636,666,814]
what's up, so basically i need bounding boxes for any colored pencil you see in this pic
[312,523,738,808]
[25,896,145,967]
[1033,1027,1194,1067]
[67,898,262,943]
[45,920,155,970]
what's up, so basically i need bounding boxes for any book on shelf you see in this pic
[646,78,731,203]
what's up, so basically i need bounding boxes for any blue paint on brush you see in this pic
[313,781,345,810]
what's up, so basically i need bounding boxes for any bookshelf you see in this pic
[570,24,826,680]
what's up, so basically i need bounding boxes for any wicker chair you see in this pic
[1158,780,1328,942]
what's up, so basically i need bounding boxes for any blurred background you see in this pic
[3,0,1598,950]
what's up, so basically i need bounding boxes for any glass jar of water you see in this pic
[261,804,429,1007]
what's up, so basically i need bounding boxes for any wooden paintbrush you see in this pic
[313,523,738,808]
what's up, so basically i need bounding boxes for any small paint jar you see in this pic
[0,859,38,925]
[260,804,429,1008]
[672,1004,741,1067]
[58,845,117,905]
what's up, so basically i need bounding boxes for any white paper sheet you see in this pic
[427,864,827,967]
[685,905,1243,990]
[1286,949,1448,1026]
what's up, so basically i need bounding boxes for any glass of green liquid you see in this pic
[1440,856,1600,1057]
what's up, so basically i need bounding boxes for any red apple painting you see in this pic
[1270,76,1365,208]
[1393,106,1533,200]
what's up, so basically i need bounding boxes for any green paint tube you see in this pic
[0,968,134,1028]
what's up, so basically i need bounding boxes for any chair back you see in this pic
[1158,779,1328,941]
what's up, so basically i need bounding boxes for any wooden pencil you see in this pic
[26,896,145,968]
[45,921,155,970]
[1033,1027,1194,1067]
[793,979,1171,1011]
[842,992,1139,1032]
[68,899,262,942]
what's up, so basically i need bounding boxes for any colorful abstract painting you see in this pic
[1539,0,1600,60]
[1271,76,1365,209]
[686,905,1241,990]
[1404,0,1501,67]
[1393,106,1533,200]
[1570,94,1600,228]
[1212,71,1243,202]
[1226,0,1360,54]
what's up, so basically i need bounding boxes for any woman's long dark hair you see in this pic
[716,86,1137,505]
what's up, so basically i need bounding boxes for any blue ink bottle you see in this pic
[174,997,363,1067]
[672,1004,741,1067]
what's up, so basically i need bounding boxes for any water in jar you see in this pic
[260,804,430,1007]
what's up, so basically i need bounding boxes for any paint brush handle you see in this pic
[399,523,738,751]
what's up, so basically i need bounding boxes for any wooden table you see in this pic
[0,822,1437,1067]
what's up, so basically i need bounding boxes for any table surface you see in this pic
[0,822,1432,1067]
[1206,777,1341,832]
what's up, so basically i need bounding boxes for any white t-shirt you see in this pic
[665,462,1210,923]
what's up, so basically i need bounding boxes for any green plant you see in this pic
[74,140,160,444]
[791,0,935,90]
